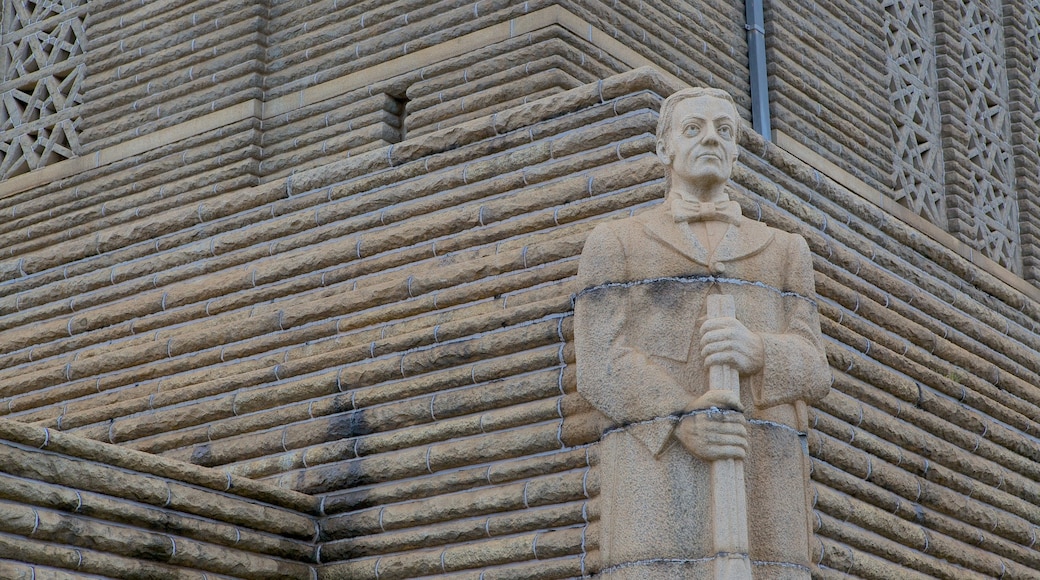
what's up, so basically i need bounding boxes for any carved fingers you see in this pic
[688,388,743,412]
[699,316,765,375]
[676,410,748,461]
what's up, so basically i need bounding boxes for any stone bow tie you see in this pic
[671,199,743,225]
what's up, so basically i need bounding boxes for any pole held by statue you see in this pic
[705,293,752,580]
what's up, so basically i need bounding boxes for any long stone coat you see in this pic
[574,201,831,579]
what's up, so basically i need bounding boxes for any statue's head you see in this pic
[656,88,740,198]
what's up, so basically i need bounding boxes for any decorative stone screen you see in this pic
[1004,0,1040,282]
[885,0,947,227]
[940,0,1022,272]
[1,1,1040,577]
[0,0,86,179]
[1028,3,1040,139]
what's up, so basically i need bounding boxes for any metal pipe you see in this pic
[746,0,771,140]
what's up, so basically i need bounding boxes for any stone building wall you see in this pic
[0,0,88,178]
[0,416,319,578]
[1,0,1039,578]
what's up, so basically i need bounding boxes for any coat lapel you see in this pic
[713,218,775,262]
[639,206,710,265]
[639,205,776,266]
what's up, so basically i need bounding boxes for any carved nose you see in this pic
[701,126,721,144]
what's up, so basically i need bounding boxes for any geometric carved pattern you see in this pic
[884,0,947,227]
[1030,1,1040,137]
[0,0,86,179]
[957,0,1021,271]
[1000,0,1040,283]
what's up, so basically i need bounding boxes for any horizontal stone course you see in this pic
[0,88,660,434]
[767,0,893,193]
[811,390,1040,532]
[0,123,261,266]
[321,500,584,561]
[252,26,625,183]
[561,0,750,117]
[0,473,310,561]
[0,70,675,578]
[0,420,319,518]
[80,0,266,151]
[321,469,586,544]
[738,135,1040,367]
[0,90,654,324]
[722,104,1040,579]
[317,526,585,579]
[0,417,317,578]
[268,0,556,97]
[1,33,1039,578]
[0,558,117,580]
[147,351,566,466]
[407,71,583,136]
[0,533,238,580]
[811,419,1040,557]
[814,514,991,579]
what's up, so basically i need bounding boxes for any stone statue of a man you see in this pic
[574,87,830,578]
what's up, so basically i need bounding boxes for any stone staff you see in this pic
[574,87,830,578]
[705,293,752,580]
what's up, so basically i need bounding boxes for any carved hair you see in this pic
[656,87,741,144]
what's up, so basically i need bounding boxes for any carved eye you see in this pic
[718,124,733,139]
[684,124,700,137]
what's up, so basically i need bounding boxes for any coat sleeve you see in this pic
[574,223,693,455]
[751,234,831,409]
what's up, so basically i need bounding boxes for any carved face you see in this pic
[657,95,739,198]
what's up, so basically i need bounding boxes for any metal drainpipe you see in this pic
[745,0,771,140]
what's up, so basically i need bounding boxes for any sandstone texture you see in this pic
[0,0,1039,578]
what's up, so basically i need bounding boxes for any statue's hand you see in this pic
[699,316,765,375]
[688,388,743,412]
[676,410,748,461]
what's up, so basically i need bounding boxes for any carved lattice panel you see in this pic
[1028,0,1040,170]
[884,0,947,227]
[0,0,86,179]
[2,0,80,29]
[957,0,1021,270]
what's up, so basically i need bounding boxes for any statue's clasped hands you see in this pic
[698,315,764,375]
[675,315,765,461]
[677,409,748,461]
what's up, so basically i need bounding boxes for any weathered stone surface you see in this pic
[574,88,830,578]
[0,418,317,578]
[0,3,1039,575]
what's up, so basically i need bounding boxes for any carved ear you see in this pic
[656,139,672,167]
